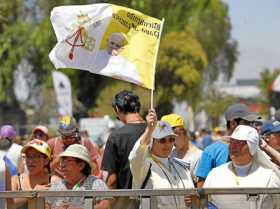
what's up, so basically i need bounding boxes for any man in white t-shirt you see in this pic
[204,125,280,209]
[93,32,142,85]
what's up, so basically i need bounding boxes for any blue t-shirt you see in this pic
[202,134,212,149]
[195,140,229,179]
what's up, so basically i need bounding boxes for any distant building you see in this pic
[216,79,260,99]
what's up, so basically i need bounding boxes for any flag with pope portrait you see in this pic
[49,3,163,90]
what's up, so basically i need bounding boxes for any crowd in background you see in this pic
[1,90,280,209]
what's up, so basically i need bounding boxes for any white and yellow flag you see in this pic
[49,3,163,89]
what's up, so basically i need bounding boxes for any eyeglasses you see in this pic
[158,137,175,144]
[61,134,78,140]
[60,158,77,166]
[24,155,45,161]
[230,138,247,146]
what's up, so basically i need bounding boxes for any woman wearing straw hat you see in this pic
[11,139,52,209]
[47,144,110,209]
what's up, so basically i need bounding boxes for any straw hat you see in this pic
[59,144,93,169]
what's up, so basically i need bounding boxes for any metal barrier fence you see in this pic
[1,188,280,209]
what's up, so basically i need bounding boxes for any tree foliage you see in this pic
[257,68,280,116]
[0,0,237,125]
[156,27,208,112]
[200,87,237,128]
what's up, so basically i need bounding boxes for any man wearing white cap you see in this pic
[129,109,194,209]
[204,125,280,209]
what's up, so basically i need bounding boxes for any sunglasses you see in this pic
[61,134,79,140]
[158,137,175,144]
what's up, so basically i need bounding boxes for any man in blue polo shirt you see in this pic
[196,103,259,188]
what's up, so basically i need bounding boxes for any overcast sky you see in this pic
[225,0,280,82]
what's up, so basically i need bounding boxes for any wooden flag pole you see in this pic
[151,18,165,109]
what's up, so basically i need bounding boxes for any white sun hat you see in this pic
[59,144,93,169]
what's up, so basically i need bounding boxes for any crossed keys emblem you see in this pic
[65,13,100,60]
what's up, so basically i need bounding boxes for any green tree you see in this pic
[156,27,208,114]
[190,0,238,82]
[0,0,237,126]
[199,87,237,128]
[257,68,280,117]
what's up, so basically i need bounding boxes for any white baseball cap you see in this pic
[152,121,177,139]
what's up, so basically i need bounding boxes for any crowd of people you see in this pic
[1,90,280,209]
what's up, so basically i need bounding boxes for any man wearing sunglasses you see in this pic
[129,109,194,209]
[161,113,202,185]
[48,116,101,179]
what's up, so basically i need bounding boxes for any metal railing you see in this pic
[1,188,280,209]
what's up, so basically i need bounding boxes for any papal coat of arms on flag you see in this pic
[49,3,163,90]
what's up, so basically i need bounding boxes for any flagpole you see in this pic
[150,18,165,109]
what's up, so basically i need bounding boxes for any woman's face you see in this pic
[33,130,48,142]
[24,148,48,174]
[59,157,85,180]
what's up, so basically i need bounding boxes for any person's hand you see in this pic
[33,184,50,190]
[259,138,268,150]
[184,195,192,207]
[146,109,157,130]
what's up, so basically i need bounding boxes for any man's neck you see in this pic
[124,113,144,124]
[232,157,253,166]
[176,143,189,158]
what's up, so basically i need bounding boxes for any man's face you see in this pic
[151,136,175,158]
[61,133,79,147]
[33,130,48,142]
[107,35,124,56]
[173,127,188,149]
[268,133,280,152]
[229,138,251,164]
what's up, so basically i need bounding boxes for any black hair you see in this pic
[76,159,91,176]
[112,90,141,114]
[226,118,245,130]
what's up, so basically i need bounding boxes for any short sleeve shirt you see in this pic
[195,140,229,180]
[101,123,146,189]
[47,175,108,209]
[48,137,101,177]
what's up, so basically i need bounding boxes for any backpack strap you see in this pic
[141,163,152,189]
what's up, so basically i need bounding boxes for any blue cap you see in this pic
[260,120,274,135]
[261,120,280,135]
[271,121,280,133]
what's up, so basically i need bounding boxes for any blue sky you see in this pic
[225,0,280,81]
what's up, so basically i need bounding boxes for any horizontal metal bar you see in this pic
[0,191,35,198]
[1,188,280,198]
